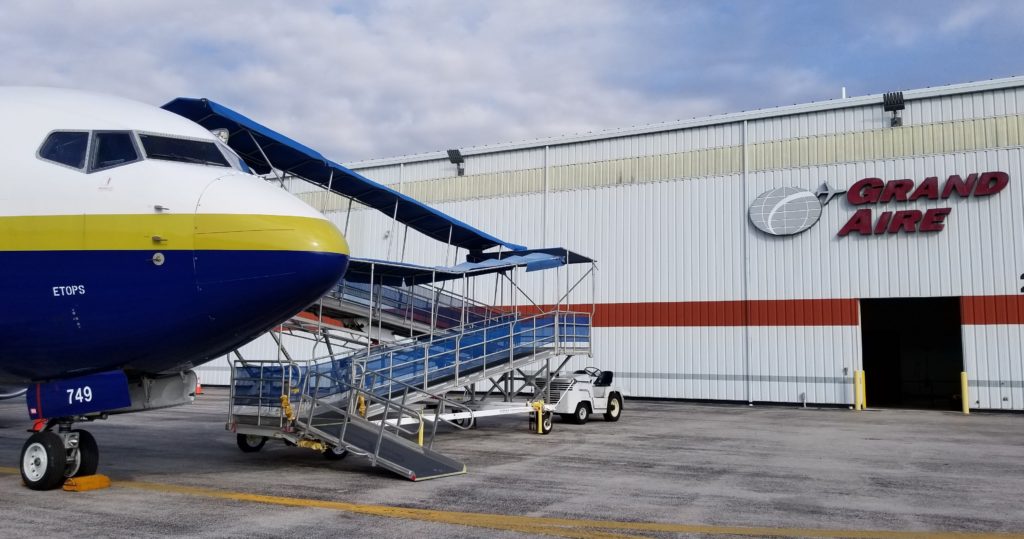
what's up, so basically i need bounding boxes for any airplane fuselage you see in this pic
[0,88,350,384]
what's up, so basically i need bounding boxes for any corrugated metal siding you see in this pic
[746,87,1024,143]
[596,328,746,400]
[748,326,861,405]
[546,122,744,166]
[353,165,402,185]
[750,115,1024,171]
[343,113,1024,208]
[962,324,1024,410]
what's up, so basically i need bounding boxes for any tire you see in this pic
[573,403,590,425]
[323,446,348,461]
[604,393,622,422]
[21,431,67,491]
[236,434,267,453]
[71,430,99,477]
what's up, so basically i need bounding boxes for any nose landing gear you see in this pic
[20,419,100,491]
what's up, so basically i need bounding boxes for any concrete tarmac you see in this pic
[0,389,1022,538]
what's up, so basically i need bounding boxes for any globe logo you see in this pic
[749,187,823,236]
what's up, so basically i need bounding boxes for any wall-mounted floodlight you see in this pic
[447,149,465,176]
[883,91,905,127]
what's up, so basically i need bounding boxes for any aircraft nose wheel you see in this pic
[20,427,101,490]
[68,429,100,478]
[20,431,67,491]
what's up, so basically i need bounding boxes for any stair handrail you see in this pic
[368,314,556,387]
[229,357,309,428]
[299,310,591,403]
[350,361,479,448]
[337,312,520,364]
[364,310,588,372]
[350,309,571,363]
[331,279,508,330]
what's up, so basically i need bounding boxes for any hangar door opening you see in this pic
[860,297,964,410]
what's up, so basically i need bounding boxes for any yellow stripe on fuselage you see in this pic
[0,214,349,254]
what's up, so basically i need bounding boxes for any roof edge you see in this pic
[345,75,1024,169]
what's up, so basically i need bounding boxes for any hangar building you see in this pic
[200,76,1024,412]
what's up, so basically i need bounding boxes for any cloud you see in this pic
[1,1,1022,162]
[941,3,996,33]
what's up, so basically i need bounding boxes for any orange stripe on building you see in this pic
[961,295,1024,324]
[515,299,860,327]
[450,296,1024,328]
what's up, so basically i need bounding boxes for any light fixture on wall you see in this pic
[883,91,905,127]
[447,149,465,176]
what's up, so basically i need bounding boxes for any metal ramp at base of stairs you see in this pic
[229,368,475,481]
[302,406,465,481]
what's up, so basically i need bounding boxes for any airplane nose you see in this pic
[192,176,349,341]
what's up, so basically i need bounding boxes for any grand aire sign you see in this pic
[837,172,1009,236]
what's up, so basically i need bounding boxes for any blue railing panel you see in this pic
[232,312,591,407]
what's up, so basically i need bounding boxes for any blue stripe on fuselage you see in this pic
[0,249,348,383]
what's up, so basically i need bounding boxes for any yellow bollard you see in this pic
[961,371,970,415]
[531,400,545,434]
[859,370,868,409]
[417,413,424,447]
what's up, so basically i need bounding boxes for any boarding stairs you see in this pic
[229,308,591,481]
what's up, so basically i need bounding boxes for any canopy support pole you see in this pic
[366,263,375,359]
[246,130,286,187]
[324,169,334,213]
[344,196,354,236]
[387,199,399,260]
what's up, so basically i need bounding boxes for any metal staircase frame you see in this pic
[226,261,594,480]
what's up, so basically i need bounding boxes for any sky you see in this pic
[2,0,1023,163]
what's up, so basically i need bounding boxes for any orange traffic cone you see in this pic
[195,377,203,396]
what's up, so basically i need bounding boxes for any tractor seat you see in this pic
[594,371,613,387]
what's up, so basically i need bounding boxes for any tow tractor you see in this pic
[546,367,623,424]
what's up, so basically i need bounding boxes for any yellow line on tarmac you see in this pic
[0,467,1021,539]
[116,480,644,539]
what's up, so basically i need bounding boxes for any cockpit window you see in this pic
[90,131,139,172]
[139,134,229,167]
[39,131,89,169]
[214,138,251,173]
